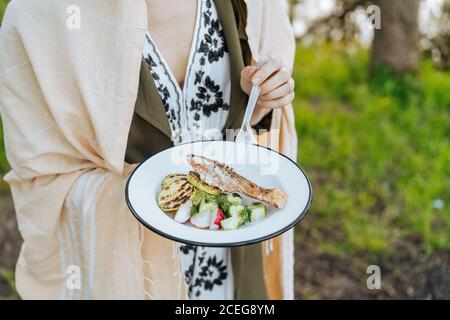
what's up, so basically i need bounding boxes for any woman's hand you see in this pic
[240,56,295,126]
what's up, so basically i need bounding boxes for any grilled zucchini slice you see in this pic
[161,173,186,188]
[186,171,221,196]
[157,177,194,211]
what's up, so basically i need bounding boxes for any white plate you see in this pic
[125,141,312,247]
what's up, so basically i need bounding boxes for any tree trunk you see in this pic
[371,0,421,74]
[288,0,299,23]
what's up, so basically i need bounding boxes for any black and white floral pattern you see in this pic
[179,244,232,299]
[190,75,229,118]
[143,0,233,300]
[142,0,230,144]
[198,0,228,64]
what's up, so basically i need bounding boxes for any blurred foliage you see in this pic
[0,122,7,190]
[0,0,7,24]
[293,43,450,256]
[0,0,14,294]
[293,0,450,70]
[422,0,450,69]
[0,268,18,300]
[0,0,9,190]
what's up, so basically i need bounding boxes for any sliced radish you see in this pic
[210,208,225,230]
[190,210,212,229]
[209,224,219,231]
[174,200,192,223]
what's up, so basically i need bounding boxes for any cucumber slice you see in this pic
[227,193,242,205]
[191,188,205,206]
[248,204,267,222]
[220,216,239,230]
[199,197,218,213]
[229,204,245,217]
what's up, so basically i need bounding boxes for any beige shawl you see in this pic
[0,0,296,299]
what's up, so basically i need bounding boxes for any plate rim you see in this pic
[125,141,313,247]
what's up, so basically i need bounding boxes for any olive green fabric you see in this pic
[125,0,268,300]
[125,59,173,163]
[218,0,267,300]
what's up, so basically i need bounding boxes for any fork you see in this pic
[235,57,268,145]
[235,84,261,145]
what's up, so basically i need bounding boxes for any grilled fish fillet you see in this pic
[187,154,288,209]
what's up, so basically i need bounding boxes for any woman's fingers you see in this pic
[259,78,295,101]
[240,56,295,109]
[240,66,258,94]
[241,65,258,82]
[257,91,295,109]
[259,67,292,96]
[252,57,283,86]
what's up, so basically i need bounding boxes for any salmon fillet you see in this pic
[187,154,288,209]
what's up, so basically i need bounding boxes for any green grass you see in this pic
[293,43,450,256]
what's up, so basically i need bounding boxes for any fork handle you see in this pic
[241,85,261,130]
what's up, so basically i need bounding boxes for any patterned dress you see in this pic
[142,0,233,299]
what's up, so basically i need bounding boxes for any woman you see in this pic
[0,0,297,299]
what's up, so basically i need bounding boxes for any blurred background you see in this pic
[0,0,449,299]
